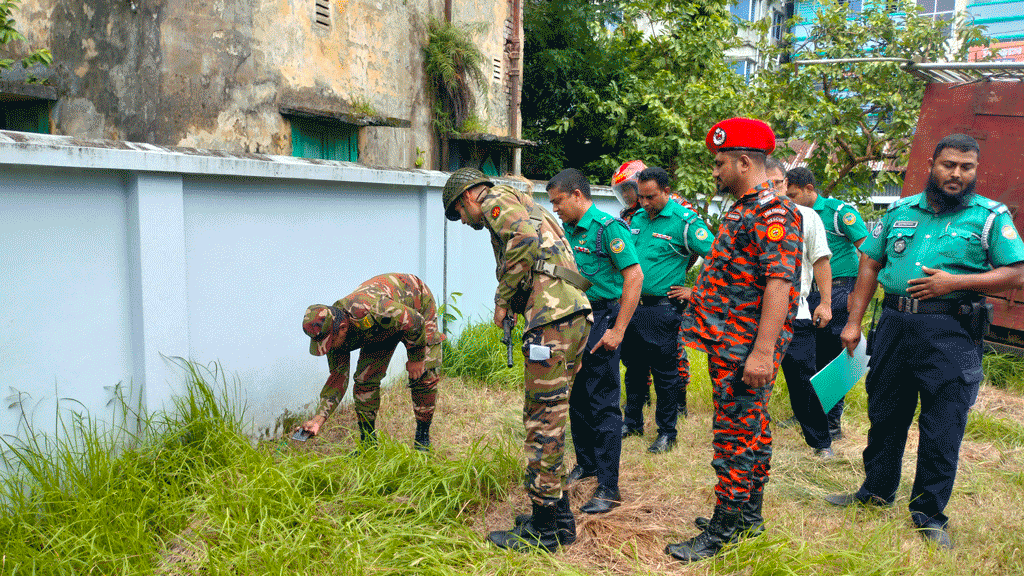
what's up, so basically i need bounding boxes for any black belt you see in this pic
[812,276,856,293]
[882,293,965,315]
[638,296,669,307]
[590,298,616,311]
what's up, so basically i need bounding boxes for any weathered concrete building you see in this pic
[1,0,527,173]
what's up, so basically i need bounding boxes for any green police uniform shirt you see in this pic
[861,193,1024,299]
[812,195,868,278]
[562,204,640,301]
[631,200,712,296]
[478,184,591,332]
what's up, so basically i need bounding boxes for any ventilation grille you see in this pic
[315,0,330,28]
[492,58,503,82]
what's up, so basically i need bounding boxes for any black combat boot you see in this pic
[414,420,431,451]
[358,418,377,443]
[666,505,741,562]
[694,491,764,539]
[491,494,574,552]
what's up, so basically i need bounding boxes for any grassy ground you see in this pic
[2,342,1023,575]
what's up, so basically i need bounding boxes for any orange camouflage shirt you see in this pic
[679,182,803,364]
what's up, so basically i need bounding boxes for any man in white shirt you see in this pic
[765,157,835,458]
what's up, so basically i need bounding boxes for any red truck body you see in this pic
[903,79,1024,353]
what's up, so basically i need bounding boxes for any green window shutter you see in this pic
[1,100,50,133]
[290,117,358,162]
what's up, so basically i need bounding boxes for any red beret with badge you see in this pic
[705,117,776,155]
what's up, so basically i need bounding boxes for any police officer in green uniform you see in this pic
[826,134,1024,549]
[546,168,644,515]
[786,167,868,439]
[621,167,712,453]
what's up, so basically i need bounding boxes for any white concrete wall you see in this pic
[0,131,622,442]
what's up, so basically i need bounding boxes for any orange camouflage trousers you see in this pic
[522,312,590,506]
[708,353,775,510]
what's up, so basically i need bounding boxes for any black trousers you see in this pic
[779,319,831,449]
[854,308,981,528]
[621,301,681,437]
[568,305,623,490]
[808,277,856,430]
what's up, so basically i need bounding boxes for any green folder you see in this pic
[810,338,870,413]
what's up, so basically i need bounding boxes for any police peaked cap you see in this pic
[705,117,776,155]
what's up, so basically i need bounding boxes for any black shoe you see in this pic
[622,425,643,439]
[694,491,764,540]
[917,522,953,549]
[647,433,676,454]
[358,418,377,443]
[414,420,431,451]
[813,447,835,460]
[666,505,741,562]
[830,426,844,441]
[824,492,891,508]
[580,486,620,514]
[566,465,595,484]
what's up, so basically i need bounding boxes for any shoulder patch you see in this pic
[1003,224,1020,240]
[763,206,787,218]
[766,222,786,241]
[610,238,625,253]
[843,211,856,226]
[871,221,883,238]
[490,206,501,219]
[695,227,709,241]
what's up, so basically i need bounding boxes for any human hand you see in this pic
[742,349,773,388]
[812,304,833,328]
[591,327,624,353]
[667,285,692,302]
[406,359,426,380]
[907,266,957,300]
[839,322,862,356]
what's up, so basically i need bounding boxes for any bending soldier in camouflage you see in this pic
[299,273,445,451]
[443,167,592,553]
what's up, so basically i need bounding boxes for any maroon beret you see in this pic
[705,117,776,155]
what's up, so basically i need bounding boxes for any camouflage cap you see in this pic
[442,167,493,221]
[303,305,344,356]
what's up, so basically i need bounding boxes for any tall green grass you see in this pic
[983,352,1024,394]
[442,318,525,389]
[0,359,559,576]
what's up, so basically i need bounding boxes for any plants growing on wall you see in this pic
[423,17,486,135]
[0,0,52,81]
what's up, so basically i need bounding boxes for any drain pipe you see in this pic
[509,0,522,175]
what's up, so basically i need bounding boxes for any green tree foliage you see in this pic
[0,0,52,80]
[523,0,752,205]
[751,0,988,199]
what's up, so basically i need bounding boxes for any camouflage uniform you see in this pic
[679,183,802,510]
[305,273,445,428]
[479,183,592,505]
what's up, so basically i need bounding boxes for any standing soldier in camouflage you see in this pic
[443,167,592,553]
[668,118,802,563]
[298,273,445,450]
[547,168,643,515]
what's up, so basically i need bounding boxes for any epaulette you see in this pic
[887,195,916,211]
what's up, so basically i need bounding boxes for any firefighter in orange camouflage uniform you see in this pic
[666,118,803,563]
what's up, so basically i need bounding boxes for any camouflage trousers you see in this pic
[707,353,775,511]
[522,312,590,506]
[318,336,441,425]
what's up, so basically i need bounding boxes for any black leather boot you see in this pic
[414,420,431,451]
[694,491,764,539]
[667,505,741,562]
[492,494,575,552]
[358,418,376,443]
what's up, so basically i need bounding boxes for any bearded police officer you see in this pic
[546,168,644,515]
[825,134,1024,549]
[669,118,802,563]
[298,273,445,450]
[786,166,868,439]
[443,168,592,553]
[621,166,712,454]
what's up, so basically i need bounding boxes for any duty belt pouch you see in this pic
[962,300,993,341]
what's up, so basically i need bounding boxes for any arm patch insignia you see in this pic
[491,206,501,219]
[843,211,856,226]
[610,238,625,253]
[767,222,786,241]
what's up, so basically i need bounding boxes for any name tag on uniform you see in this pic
[725,212,741,221]
[893,220,918,228]
[631,228,640,235]
[653,232,673,240]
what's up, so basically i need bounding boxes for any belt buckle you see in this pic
[898,296,919,313]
